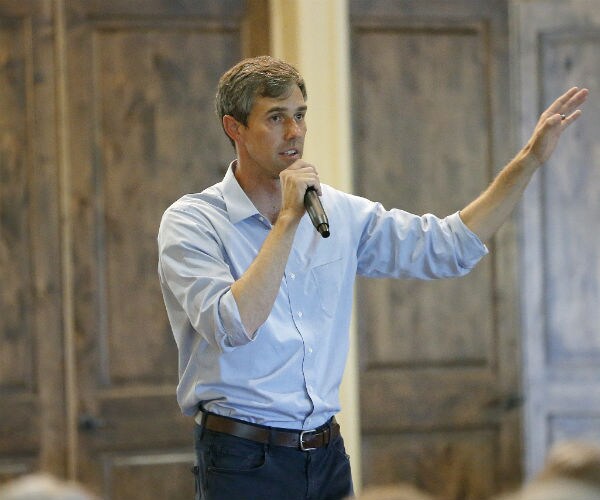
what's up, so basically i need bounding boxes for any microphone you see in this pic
[304,187,330,238]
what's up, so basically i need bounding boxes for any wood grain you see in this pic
[351,1,520,496]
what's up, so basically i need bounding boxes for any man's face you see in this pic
[237,85,307,178]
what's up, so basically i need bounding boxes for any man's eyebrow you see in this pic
[266,105,308,114]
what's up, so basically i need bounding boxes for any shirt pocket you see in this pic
[310,255,344,317]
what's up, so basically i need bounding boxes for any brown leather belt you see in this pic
[202,412,340,451]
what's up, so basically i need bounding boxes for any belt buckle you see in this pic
[299,429,318,451]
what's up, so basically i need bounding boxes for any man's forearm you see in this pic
[230,212,300,337]
[460,149,539,242]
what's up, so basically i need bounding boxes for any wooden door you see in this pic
[0,0,268,497]
[350,1,521,498]
[512,0,600,478]
[0,0,65,481]
[64,1,254,498]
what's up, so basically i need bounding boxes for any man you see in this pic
[157,55,588,499]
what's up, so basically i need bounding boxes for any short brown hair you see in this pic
[216,56,307,145]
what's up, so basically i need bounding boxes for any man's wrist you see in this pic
[275,209,303,231]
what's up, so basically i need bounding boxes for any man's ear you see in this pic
[222,115,244,145]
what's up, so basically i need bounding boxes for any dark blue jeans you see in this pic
[193,421,353,500]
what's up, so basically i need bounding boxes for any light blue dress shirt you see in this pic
[157,162,488,430]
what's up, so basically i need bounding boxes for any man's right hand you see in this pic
[279,160,322,220]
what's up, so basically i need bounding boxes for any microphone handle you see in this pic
[304,187,330,238]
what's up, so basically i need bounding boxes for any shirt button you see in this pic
[308,347,313,354]
[290,273,296,279]
[297,311,303,318]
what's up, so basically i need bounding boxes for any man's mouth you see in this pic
[280,148,301,158]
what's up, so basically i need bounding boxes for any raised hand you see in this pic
[460,86,589,242]
[525,87,589,166]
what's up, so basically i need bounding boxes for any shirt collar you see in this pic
[222,160,261,224]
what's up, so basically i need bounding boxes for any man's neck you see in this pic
[233,160,282,223]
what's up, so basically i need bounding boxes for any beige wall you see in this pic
[269,0,361,488]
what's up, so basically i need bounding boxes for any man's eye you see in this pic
[270,115,281,122]
[295,113,305,121]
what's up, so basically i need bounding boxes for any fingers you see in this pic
[561,108,583,126]
[283,160,321,194]
[554,87,581,108]
[529,90,586,165]
[538,87,588,137]
[547,87,589,119]
[279,162,323,219]
[563,88,589,117]
[542,107,581,134]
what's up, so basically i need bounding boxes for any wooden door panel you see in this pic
[541,33,600,362]
[105,454,194,500]
[95,27,239,387]
[351,1,519,497]
[64,0,249,496]
[363,430,497,497]
[353,23,496,371]
[353,26,491,216]
[0,0,64,480]
[0,0,267,493]
[360,276,494,365]
[0,13,36,459]
[361,369,498,429]
[514,0,600,477]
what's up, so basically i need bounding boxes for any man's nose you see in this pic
[284,118,303,139]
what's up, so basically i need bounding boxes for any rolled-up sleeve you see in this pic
[354,194,488,279]
[446,211,489,271]
[158,207,252,351]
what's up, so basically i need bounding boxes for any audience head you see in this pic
[494,440,600,500]
[0,474,98,500]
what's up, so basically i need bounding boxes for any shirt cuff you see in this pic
[448,211,489,270]
[217,288,254,349]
